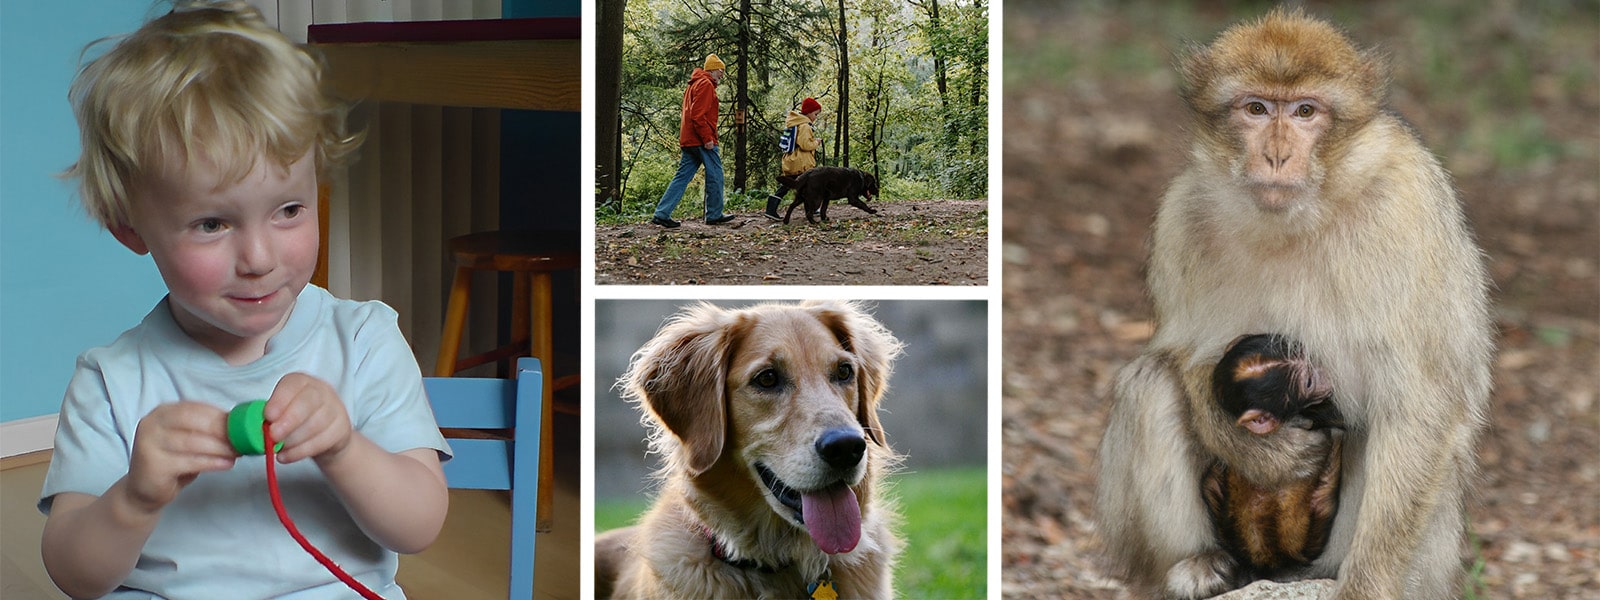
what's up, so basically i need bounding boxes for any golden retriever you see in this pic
[596,301,903,599]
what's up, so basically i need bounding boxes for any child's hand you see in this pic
[262,373,353,466]
[128,402,236,513]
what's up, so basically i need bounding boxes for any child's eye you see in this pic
[281,204,307,219]
[196,219,226,234]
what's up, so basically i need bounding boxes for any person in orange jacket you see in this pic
[765,97,823,221]
[652,54,736,228]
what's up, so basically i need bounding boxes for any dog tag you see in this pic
[808,578,838,600]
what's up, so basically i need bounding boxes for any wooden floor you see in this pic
[0,412,579,600]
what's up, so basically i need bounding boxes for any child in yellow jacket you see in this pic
[765,97,822,221]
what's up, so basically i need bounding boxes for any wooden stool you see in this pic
[435,230,579,533]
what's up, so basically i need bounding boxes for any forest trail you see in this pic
[596,199,988,285]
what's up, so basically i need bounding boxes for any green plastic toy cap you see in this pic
[227,400,282,455]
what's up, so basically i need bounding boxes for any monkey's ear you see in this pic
[1356,46,1393,102]
[1237,409,1280,435]
[1174,42,1212,109]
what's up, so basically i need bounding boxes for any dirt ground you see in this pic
[1001,4,1599,599]
[595,199,988,285]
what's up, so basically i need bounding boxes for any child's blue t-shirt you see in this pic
[39,285,451,599]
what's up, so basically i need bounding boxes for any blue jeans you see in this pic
[654,145,725,221]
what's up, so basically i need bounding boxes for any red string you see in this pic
[263,421,386,600]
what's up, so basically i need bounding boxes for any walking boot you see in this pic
[764,195,783,221]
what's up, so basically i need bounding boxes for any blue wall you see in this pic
[1,2,168,423]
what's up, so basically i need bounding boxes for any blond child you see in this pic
[39,3,451,597]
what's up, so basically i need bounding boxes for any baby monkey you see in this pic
[1202,334,1344,581]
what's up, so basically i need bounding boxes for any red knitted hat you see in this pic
[801,97,822,114]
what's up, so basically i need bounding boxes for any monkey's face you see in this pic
[1229,97,1332,212]
[1213,334,1335,435]
[1179,9,1385,217]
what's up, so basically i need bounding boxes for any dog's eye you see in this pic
[832,362,854,383]
[752,369,781,389]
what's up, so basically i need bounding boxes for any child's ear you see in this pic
[110,225,150,255]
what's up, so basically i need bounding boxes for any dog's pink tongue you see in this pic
[801,484,861,554]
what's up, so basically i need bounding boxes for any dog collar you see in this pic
[808,574,839,600]
[697,524,839,598]
[701,525,789,574]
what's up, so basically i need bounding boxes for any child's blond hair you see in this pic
[65,1,361,230]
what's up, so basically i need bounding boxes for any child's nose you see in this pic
[236,229,276,275]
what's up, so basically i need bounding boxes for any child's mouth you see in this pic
[231,291,277,304]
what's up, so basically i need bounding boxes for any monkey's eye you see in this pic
[832,362,855,383]
[1246,102,1268,116]
[752,369,781,390]
[1295,104,1316,118]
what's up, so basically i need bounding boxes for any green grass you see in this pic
[594,495,650,531]
[1463,529,1488,600]
[890,467,987,598]
[594,466,988,598]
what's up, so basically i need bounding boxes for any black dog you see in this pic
[783,166,880,224]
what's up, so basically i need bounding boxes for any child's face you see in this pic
[114,150,319,362]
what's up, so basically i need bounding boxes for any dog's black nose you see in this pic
[815,428,867,470]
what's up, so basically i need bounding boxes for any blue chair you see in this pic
[423,357,542,599]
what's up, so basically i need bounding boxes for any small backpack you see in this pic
[779,125,798,154]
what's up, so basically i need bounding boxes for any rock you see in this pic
[1526,418,1552,443]
[1543,543,1571,562]
[1003,242,1031,265]
[1210,579,1336,600]
[1512,572,1539,595]
[1505,540,1541,563]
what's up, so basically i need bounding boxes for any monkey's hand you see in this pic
[1165,550,1238,599]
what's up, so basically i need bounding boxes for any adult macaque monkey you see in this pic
[1094,9,1493,600]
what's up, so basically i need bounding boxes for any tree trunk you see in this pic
[868,11,886,178]
[758,0,770,89]
[970,11,985,156]
[835,0,850,168]
[596,0,625,211]
[735,0,751,191]
[928,0,948,109]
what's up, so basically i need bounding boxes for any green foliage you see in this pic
[1535,325,1574,347]
[1003,0,1597,178]
[593,466,988,598]
[882,175,941,201]
[613,0,989,210]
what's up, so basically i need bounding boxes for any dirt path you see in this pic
[595,199,988,285]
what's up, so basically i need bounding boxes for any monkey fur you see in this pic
[1201,334,1344,583]
[1095,9,1492,600]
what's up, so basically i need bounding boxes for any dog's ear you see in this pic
[622,303,744,476]
[806,301,904,447]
